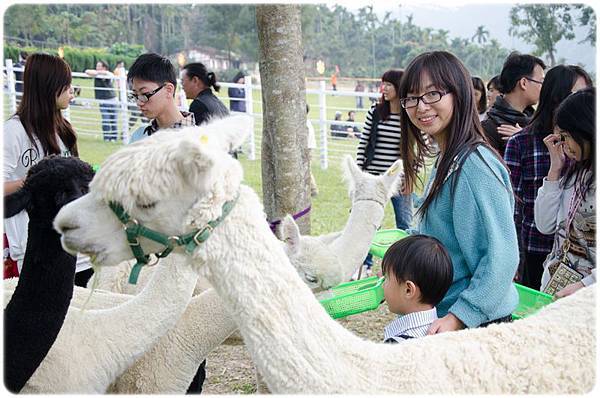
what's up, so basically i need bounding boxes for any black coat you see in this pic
[189,89,229,126]
[481,96,531,157]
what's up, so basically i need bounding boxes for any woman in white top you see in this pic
[3,53,92,286]
[534,87,595,297]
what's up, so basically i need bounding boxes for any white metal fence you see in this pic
[3,59,379,169]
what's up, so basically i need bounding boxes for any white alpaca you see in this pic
[55,125,595,394]
[8,116,251,393]
[281,155,402,291]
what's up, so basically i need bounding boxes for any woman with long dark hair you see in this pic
[504,65,592,290]
[3,53,91,285]
[535,87,595,298]
[355,69,413,276]
[471,76,487,121]
[398,51,519,333]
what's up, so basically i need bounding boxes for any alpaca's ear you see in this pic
[200,114,252,154]
[281,215,301,255]
[341,155,361,193]
[382,159,404,197]
[4,188,31,218]
[174,138,215,188]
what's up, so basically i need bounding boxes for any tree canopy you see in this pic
[4,3,595,79]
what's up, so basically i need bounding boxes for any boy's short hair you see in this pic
[382,234,453,306]
[127,53,177,92]
[499,52,546,94]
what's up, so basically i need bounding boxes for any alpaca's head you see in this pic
[342,155,403,206]
[281,157,404,291]
[54,115,251,267]
[281,215,344,292]
[4,155,94,223]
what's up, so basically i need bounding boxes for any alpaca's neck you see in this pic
[201,187,368,393]
[3,217,77,393]
[81,252,198,390]
[330,199,384,278]
[9,219,76,308]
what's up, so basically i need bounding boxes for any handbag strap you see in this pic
[558,182,584,259]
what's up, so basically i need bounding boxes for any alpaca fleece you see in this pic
[54,116,595,394]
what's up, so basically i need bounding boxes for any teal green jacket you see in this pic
[417,146,519,328]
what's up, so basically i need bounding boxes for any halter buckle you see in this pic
[193,225,213,246]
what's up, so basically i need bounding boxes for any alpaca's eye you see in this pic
[305,274,318,284]
[137,202,157,210]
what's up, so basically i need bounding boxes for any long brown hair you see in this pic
[15,53,78,156]
[399,51,504,216]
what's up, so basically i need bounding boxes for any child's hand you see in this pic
[427,313,465,335]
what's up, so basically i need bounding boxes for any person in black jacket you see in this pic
[181,62,229,126]
[228,71,246,112]
[481,52,545,156]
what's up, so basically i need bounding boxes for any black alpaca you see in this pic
[3,156,94,393]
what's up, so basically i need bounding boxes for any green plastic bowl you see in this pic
[320,276,385,319]
[369,229,410,259]
[511,283,554,320]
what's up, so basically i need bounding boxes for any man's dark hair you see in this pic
[127,53,177,92]
[382,234,453,306]
[499,52,546,94]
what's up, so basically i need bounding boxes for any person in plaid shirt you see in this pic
[504,65,592,289]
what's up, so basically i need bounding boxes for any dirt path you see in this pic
[203,304,396,394]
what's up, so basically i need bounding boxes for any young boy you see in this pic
[381,235,453,343]
[127,53,196,143]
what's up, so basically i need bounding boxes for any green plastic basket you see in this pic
[369,229,410,259]
[319,276,385,319]
[511,283,554,320]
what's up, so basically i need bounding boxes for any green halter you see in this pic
[108,194,238,284]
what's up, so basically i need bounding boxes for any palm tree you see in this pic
[472,25,490,45]
[472,25,490,75]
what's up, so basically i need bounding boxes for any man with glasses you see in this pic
[127,53,196,144]
[481,52,546,156]
[125,53,207,394]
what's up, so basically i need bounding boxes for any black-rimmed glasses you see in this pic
[400,90,450,109]
[128,84,165,103]
[524,77,544,85]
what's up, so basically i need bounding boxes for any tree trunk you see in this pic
[256,4,311,235]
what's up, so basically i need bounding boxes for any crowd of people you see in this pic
[3,47,595,386]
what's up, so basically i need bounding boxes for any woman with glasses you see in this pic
[3,53,93,286]
[535,87,595,298]
[504,65,592,290]
[398,51,519,334]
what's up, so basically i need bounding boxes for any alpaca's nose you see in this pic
[54,219,78,235]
